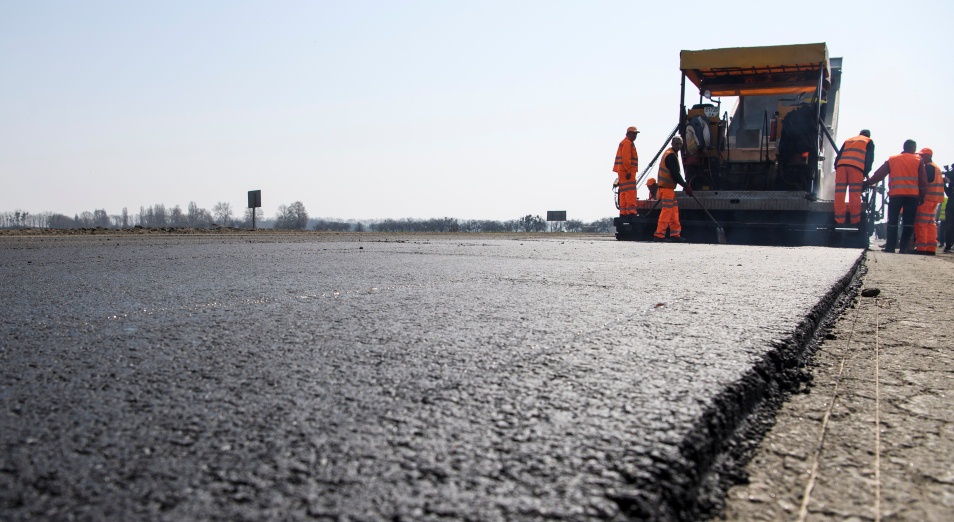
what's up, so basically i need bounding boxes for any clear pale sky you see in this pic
[3,1,953,222]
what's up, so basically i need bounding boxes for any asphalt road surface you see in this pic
[0,233,862,521]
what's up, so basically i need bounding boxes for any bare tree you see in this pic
[239,207,263,228]
[187,201,201,226]
[194,208,213,228]
[169,205,189,227]
[275,201,308,230]
[136,204,168,227]
[179,202,211,228]
[93,209,110,228]
[152,204,167,226]
[13,210,29,228]
[520,214,546,232]
[48,213,73,229]
[591,217,615,233]
[75,211,95,227]
[212,202,234,226]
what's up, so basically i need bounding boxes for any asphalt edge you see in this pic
[657,251,867,521]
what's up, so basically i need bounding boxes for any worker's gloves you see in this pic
[919,197,925,205]
[683,186,693,197]
[861,181,870,190]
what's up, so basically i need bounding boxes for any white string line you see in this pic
[874,297,887,522]
[797,296,861,521]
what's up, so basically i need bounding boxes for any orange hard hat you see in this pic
[646,178,656,186]
[920,147,933,156]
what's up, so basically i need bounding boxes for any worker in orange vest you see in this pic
[833,130,875,224]
[863,139,927,253]
[613,126,640,216]
[654,136,692,241]
[912,148,945,255]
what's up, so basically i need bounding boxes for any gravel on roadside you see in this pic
[721,250,954,521]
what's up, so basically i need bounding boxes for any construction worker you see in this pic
[613,126,640,216]
[654,136,692,241]
[833,129,875,224]
[646,177,658,200]
[912,148,945,255]
[863,139,927,253]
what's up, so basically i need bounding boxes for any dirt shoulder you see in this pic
[721,250,954,521]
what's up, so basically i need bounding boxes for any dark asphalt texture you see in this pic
[0,234,863,521]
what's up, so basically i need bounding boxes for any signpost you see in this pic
[248,190,262,230]
[546,211,567,233]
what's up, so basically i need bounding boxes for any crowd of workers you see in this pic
[841,132,951,255]
[613,126,692,241]
[612,125,954,252]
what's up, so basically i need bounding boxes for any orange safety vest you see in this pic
[886,152,921,197]
[835,135,871,172]
[657,148,678,189]
[925,161,945,203]
[614,139,638,175]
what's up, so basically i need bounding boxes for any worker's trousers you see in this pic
[654,187,681,238]
[947,203,954,250]
[834,166,864,224]
[618,180,638,215]
[884,196,919,253]
[914,200,939,253]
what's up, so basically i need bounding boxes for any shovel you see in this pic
[687,192,727,244]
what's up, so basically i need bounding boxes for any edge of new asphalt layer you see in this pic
[669,251,866,520]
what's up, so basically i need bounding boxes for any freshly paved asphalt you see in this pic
[0,233,862,520]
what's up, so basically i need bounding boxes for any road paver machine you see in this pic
[615,43,880,246]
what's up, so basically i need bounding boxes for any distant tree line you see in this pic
[1,201,615,233]
[0,202,259,230]
[1,208,120,229]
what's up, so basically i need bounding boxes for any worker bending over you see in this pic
[613,126,640,216]
[863,139,927,253]
[654,136,692,242]
[834,129,875,224]
[913,148,945,255]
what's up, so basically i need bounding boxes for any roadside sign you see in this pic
[248,190,262,209]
